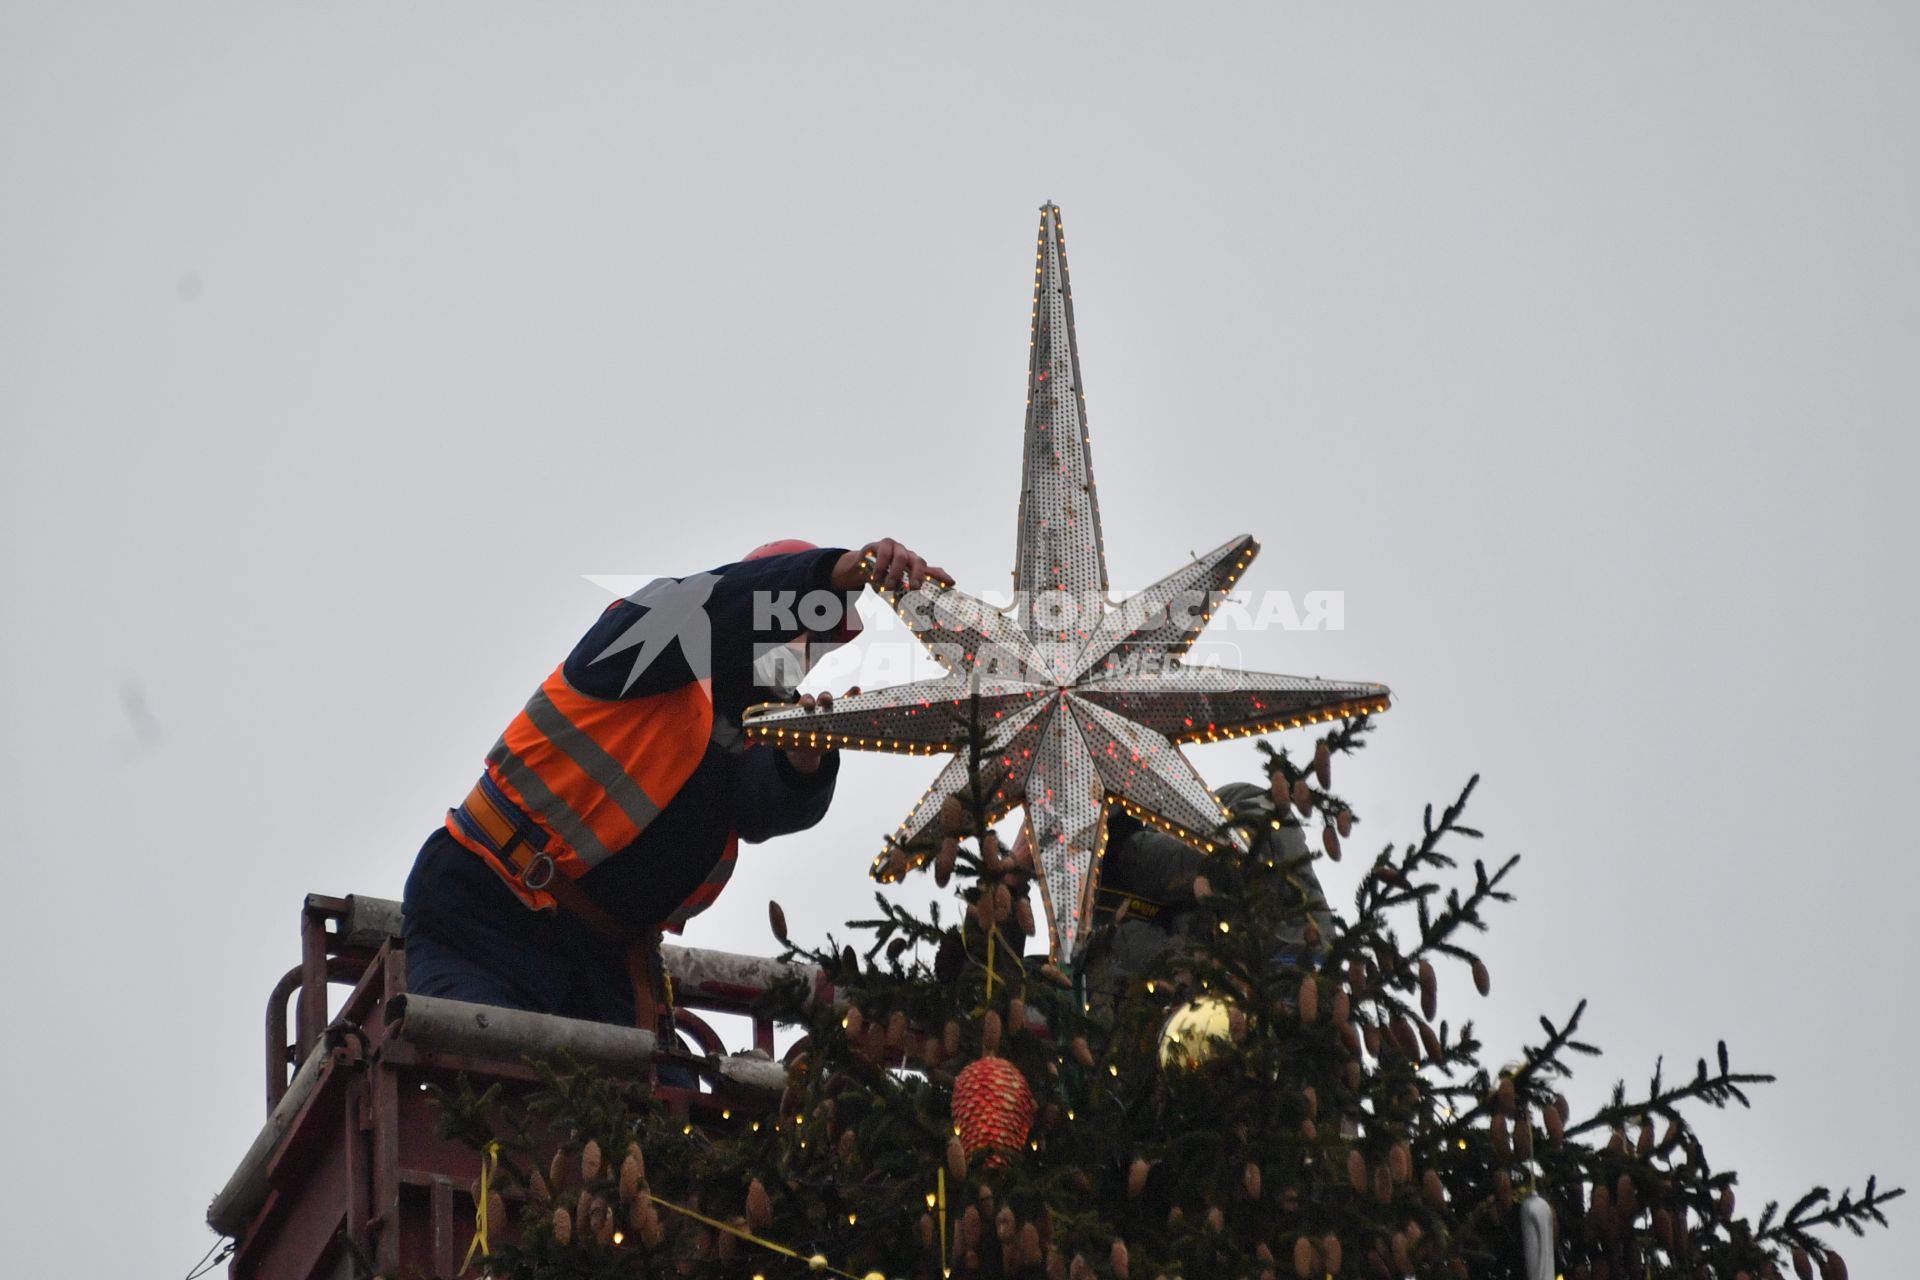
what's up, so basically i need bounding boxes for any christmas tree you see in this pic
[432,204,1900,1278]
[433,716,1900,1280]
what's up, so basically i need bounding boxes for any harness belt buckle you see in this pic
[520,852,556,891]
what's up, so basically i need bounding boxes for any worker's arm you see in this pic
[730,742,840,844]
[564,547,850,701]
[565,540,950,706]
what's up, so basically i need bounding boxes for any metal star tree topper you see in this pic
[744,203,1391,965]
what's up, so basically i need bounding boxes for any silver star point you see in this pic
[744,205,1391,964]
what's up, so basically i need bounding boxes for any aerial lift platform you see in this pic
[206,893,823,1280]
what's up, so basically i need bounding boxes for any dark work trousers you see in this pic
[401,828,640,1025]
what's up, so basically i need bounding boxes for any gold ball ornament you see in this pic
[1157,996,1237,1073]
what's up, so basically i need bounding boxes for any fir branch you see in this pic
[1562,1046,1775,1139]
[1758,1177,1906,1246]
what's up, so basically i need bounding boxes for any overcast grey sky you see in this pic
[3,3,1915,1276]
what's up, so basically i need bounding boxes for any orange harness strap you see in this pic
[453,780,671,1037]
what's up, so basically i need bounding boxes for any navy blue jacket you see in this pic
[408,547,852,945]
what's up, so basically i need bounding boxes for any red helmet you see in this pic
[743,538,822,561]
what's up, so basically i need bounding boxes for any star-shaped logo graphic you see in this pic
[744,204,1390,964]
[591,573,721,694]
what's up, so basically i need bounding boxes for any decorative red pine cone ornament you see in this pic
[952,1056,1036,1165]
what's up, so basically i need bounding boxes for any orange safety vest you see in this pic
[445,665,739,930]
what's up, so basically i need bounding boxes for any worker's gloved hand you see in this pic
[833,539,953,594]
[781,687,860,773]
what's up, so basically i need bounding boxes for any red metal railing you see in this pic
[214,892,825,1280]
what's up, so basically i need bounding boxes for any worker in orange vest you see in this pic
[401,538,950,1038]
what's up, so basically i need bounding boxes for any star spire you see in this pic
[744,204,1391,965]
[1017,202,1108,679]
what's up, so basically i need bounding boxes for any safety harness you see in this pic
[452,775,675,1037]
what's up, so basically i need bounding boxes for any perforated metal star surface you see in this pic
[743,203,1391,964]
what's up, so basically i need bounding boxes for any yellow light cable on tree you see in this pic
[937,1167,950,1278]
[984,920,997,1004]
[461,1140,501,1272]
[646,1191,881,1280]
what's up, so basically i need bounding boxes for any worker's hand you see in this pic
[833,539,953,594]
[781,687,859,774]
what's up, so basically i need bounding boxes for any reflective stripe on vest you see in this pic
[662,831,740,933]
[483,666,715,881]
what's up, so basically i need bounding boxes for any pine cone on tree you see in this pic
[953,1056,1036,1165]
